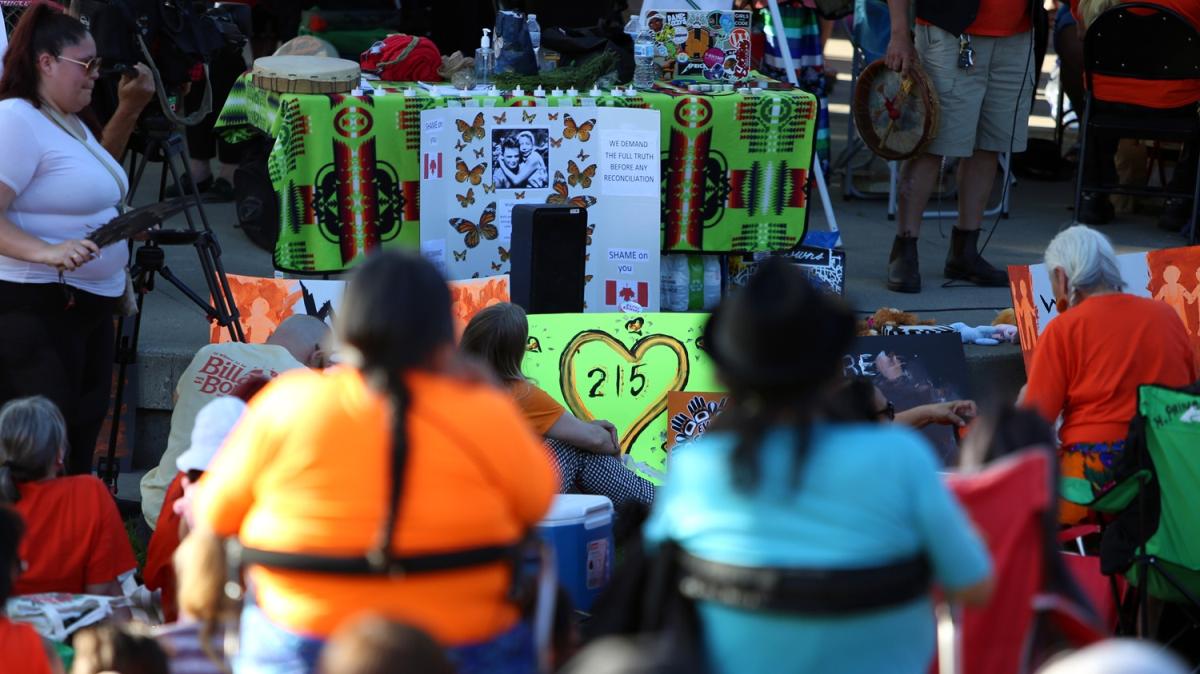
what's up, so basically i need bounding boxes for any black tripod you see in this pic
[99,117,245,491]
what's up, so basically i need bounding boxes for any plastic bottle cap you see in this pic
[534,86,546,97]
[481,28,491,49]
[404,87,415,97]
[551,88,564,97]
[590,86,603,96]
[528,14,537,21]
[566,87,578,96]
[513,87,525,97]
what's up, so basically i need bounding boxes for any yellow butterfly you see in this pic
[526,336,542,353]
[455,112,485,143]
[455,188,475,207]
[625,317,645,335]
[514,191,526,200]
[455,158,486,185]
[492,111,508,124]
[547,112,560,120]
[482,182,496,194]
[449,202,498,248]
[453,249,467,261]
[563,114,595,142]
[549,136,563,148]
[567,160,596,189]
[521,110,536,123]
[473,146,484,159]
[497,245,510,262]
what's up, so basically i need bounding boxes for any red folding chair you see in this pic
[935,450,1107,674]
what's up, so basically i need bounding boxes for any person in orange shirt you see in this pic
[1022,226,1198,524]
[460,303,655,536]
[0,505,60,674]
[194,251,557,674]
[884,0,1034,293]
[0,396,136,597]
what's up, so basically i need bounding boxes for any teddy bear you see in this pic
[856,307,936,336]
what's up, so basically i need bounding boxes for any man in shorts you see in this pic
[884,0,1035,293]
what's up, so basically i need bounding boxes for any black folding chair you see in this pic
[1073,2,1200,241]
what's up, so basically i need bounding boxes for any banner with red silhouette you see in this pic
[1008,244,1200,370]
[211,273,509,343]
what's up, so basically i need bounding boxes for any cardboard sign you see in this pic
[729,246,847,295]
[211,273,509,343]
[1008,244,1200,369]
[419,107,662,311]
[523,313,719,483]
[845,333,970,465]
[646,10,753,81]
[666,391,729,449]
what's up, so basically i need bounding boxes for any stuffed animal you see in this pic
[992,308,1016,326]
[857,307,936,336]
[950,322,1019,346]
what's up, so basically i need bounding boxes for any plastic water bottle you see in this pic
[631,17,656,90]
[526,13,542,72]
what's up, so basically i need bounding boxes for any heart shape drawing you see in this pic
[559,330,690,455]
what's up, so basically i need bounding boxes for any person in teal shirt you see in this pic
[643,258,993,674]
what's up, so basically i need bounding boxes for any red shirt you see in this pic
[0,618,53,674]
[144,472,186,622]
[13,476,138,595]
[967,0,1033,37]
[1072,0,1200,108]
[1023,293,1197,445]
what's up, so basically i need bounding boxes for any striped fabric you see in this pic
[758,4,831,174]
[155,621,229,674]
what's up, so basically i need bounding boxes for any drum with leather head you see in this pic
[853,60,940,161]
[251,55,360,95]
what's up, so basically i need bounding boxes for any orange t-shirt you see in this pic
[1024,293,1198,446]
[917,0,1032,37]
[144,471,185,622]
[196,367,557,643]
[509,380,566,435]
[1072,0,1200,108]
[13,476,138,595]
[0,618,53,674]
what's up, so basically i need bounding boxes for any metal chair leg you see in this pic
[1073,96,1093,224]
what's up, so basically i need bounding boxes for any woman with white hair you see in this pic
[1023,226,1196,524]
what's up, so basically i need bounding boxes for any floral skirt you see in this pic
[1058,440,1125,525]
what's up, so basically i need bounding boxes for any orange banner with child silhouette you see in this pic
[211,273,510,343]
[1009,244,1200,370]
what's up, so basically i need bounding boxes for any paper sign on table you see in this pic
[420,106,662,311]
[523,313,720,483]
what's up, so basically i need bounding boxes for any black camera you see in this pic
[78,0,242,123]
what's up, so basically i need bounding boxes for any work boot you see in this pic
[887,235,921,293]
[944,227,1009,287]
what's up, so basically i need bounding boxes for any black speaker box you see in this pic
[510,204,588,314]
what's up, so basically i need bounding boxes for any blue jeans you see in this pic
[235,602,324,674]
[446,621,537,674]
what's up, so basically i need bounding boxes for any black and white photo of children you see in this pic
[491,128,549,190]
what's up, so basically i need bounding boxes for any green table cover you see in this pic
[217,76,816,274]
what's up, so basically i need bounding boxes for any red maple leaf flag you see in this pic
[423,152,442,179]
[605,280,648,308]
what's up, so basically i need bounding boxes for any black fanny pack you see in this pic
[677,551,932,615]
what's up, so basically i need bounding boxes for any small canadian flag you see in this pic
[605,280,648,308]
[423,152,442,179]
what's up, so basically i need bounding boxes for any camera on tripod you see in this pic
[76,0,246,128]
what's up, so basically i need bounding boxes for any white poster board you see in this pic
[419,105,662,312]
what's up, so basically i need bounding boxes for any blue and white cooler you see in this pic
[535,494,614,612]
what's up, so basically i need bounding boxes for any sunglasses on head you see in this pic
[57,54,102,76]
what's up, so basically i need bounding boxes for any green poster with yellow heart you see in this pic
[523,313,720,483]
